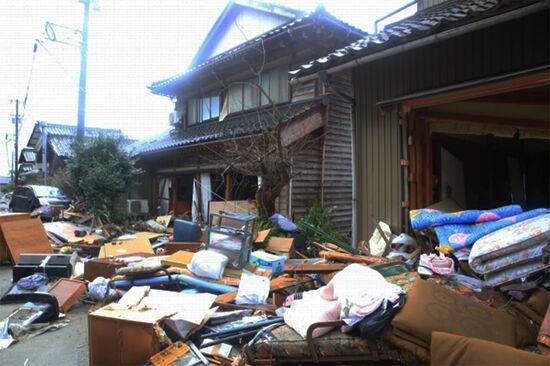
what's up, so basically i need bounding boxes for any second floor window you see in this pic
[187,92,220,125]
[226,65,288,115]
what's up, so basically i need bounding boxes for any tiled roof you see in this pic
[290,0,543,77]
[44,124,126,158]
[149,7,366,96]
[21,148,37,163]
[129,97,326,156]
[44,123,123,138]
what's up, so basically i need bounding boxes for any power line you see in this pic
[21,41,38,121]
[35,39,85,94]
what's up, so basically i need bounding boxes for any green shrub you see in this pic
[66,136,139,224]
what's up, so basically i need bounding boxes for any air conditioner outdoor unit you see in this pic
[169,110,184,126]
[127,199,149,215]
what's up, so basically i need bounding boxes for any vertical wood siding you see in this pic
[353,10,549,241]
[323,73,354,232]
[290,139,323,220]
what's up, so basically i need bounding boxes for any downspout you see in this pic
[290,2,548,85]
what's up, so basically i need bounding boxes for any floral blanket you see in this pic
[435,208,549,250]
[468,213,550,287]
[410,205,523,230]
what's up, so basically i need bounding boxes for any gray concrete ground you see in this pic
[0,264,90,365]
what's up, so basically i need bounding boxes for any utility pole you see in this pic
[76,0,91,140]
[13,99,19,186]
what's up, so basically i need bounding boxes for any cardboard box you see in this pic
[250,250,286,275]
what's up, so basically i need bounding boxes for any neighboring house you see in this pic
[19,122,129,182]
[290,0,550,242]
[130,0,366,231]
[0,176,9,187]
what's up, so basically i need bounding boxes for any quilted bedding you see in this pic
[469,213,550,287]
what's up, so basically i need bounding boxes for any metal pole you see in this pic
[14,99,19,185]
[76,0,90,140]
[42,123,48,185]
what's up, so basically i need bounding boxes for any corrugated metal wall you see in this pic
[324,73,353,232]
[353,10,549,241]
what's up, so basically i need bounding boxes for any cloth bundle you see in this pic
[283,264,404,338]
[410,204,549,251]
[469,213,550,287]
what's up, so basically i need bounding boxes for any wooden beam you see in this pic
[402,71,550,110]
[468,93,549,106]
[283,263,347,274]
[420,111,549,131]
[318,251,393,265]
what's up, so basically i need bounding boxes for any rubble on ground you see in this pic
[0,203,549,365]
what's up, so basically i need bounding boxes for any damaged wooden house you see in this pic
[290,0,550,243]
[18,122,128,184]
[129,0,366,231]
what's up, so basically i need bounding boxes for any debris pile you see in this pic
[0,203,549,365]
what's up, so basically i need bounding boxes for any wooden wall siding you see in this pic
[290,140,323,220]
[353,10,549,241]
[323,73,354,232]
[275,184,289,217]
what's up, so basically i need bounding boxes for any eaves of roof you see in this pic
[149,9,366,96]
[289,0,545,78]
[129,97,326,157]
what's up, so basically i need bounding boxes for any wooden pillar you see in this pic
[152,175,158,215]
[171,176,178,215]
[409,117,433,209]
[225,174,232,201]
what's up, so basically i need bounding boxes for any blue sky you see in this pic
[0,0,416,175]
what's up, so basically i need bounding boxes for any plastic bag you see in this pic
[189,250,228,280]
[235,270,269,305]
[88,277,118,302]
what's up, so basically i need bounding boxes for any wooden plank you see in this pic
[1,218,52,264]
[283,263,347,274]
[0,213,31,261]
[101,237,154,258]
[318,251,393,265]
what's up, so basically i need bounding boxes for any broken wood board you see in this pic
[100,237,154,258]
[155,215,172,227]
[160,250,195,268]
[43,221,104,244]
[0,213,31,261]
[1,218,52,264]
[208,200,257,218]
[47,278,86,313]
[163,242,203,255]
[318,251,393,265]
[266,237,295,258]
[118,286,151,307]
[135,232,167,241]
[254,229,270,244]
[284,262,347,274]
[214,276,312,305]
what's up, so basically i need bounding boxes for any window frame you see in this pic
[186,91,221,126]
